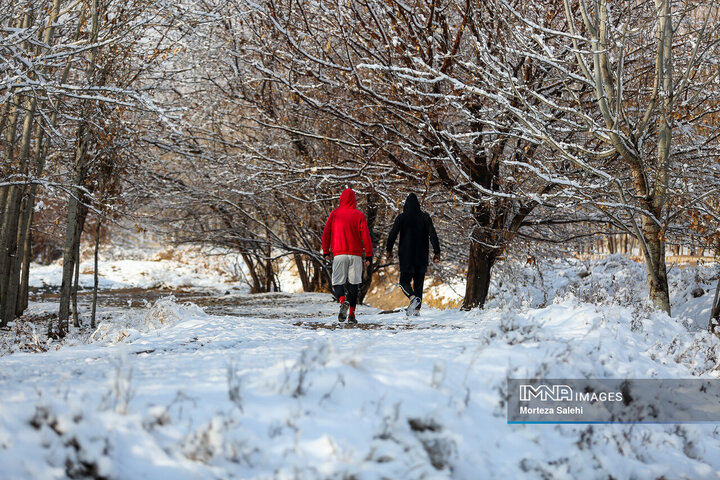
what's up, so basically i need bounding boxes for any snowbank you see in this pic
[90,296,208,344]
[440,254,719,331]
[2,289,720,478]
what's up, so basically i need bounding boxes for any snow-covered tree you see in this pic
[450,0,720,314]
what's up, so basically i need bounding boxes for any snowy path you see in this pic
[2,292,720,479]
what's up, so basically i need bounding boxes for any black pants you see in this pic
[399,269,425,302]
[334,283,359,307]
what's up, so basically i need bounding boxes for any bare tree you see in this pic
[1,0,195,333]
[444,0,720,314]
[227,0,583,309]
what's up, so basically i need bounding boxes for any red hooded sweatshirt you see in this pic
[322,188,373,258]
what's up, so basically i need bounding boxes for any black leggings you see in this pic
[399,270,425,301]
[334,283,359,307]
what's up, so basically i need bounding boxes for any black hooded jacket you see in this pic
[386,193,440,273]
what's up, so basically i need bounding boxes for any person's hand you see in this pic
[323,252,331,261]
[433,253,441,263]
[385,251,392,261]
[364,256,372,267]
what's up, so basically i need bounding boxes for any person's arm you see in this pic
[321,211,334,257]
[385,215,401,259]
[428,214,441,262]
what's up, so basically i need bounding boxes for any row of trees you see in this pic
[170,0,718,315]
[0,0,190,335]
[2,0,720,332]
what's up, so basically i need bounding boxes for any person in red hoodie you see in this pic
[322,188,373,324]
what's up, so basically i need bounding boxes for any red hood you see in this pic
[322,187,373,257]
[339,188,357,209]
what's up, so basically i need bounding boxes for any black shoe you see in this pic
[338,301,350,322]
[407,296,421,317]
[347,314,357,325]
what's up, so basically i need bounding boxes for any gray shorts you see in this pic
[332,254,363,285]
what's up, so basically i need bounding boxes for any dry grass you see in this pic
[366,267,461,311]
[153,247,179,262]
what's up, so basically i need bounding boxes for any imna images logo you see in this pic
[519,384,573,402]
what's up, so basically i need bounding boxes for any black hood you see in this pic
[403,193,421,216]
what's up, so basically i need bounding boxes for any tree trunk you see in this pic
[72,231,82,328]
[0,187,8,228]
[261,235,277,292]
[293,253,312,291]
[284,221,312,292]
[55,0,100,336]
[1,0,58,324]
[5,194,30,321]
[607,234,615,254]
[0,90,12,146]
[309,259,330,292]
[16,1,75,320]
[91,218,102,329]
[0,185,22,327]
[17,126,45,315]
[358,193,379,305]
[462,239,497,310]
[58,197,81,335]
[641,215,671,314]
[57,186,88,335]
[242,252,263,293]
[710,279,720,334]
[0,104,20,328]
[0,106,30,326]
[18,205,32,314]
[358,261,373,304]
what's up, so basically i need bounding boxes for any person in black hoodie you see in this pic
[385,193,441,316]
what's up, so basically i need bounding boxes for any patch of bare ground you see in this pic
[17,311,58,325]
[292,321,463,331]
[28,289,325,316]
[30,287,209,308]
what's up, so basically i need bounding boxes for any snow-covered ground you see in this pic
[29,242,247,293]
[2,248,720,479]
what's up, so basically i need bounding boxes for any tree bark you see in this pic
[17,127,45,316]
[309,260,329,292]
[263,238,276,292]
[91,218,102,329]
[641,215,671,314]
[0,104,20,328]
[284,220,312,292]
[72,226,83,328]
[462,238,496,310]
[6,194,31,320]
[3,0,65,324]
[0,186,22,326]
[55,0,99,336]
[710,279,720,334]
[0,187,8,229]
[293,253,311,291]
[0,95,32,326]
[18,208,32,314]
[358,193,379,305]
[242,252,262,293]
[57,173,87,335]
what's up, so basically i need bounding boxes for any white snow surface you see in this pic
[2,251,720,479]
[28,243,247,293]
